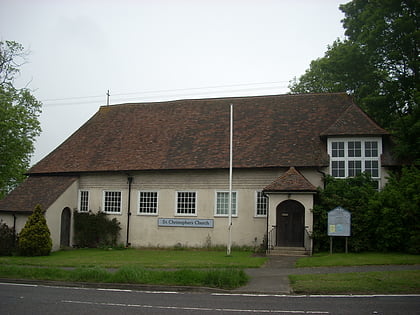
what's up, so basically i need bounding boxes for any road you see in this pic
[0,282,419,314]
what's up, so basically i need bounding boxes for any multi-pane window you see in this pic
[328,138,381,180]
[79,190,89,212]
[255,191,268,216]
[138,191,158,214]
[103,191,122,213]
[176,192,196,215]
[215,191,237,216]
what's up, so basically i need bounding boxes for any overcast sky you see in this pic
[0,0,346,165]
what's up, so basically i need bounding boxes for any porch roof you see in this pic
[263,167,317,192]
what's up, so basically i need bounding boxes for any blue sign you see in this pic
[158,218,214,228]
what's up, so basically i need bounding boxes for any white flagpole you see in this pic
[227,104,233,256]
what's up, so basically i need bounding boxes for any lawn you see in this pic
[0,248,267,268]
[290,270,420,294]
[295,252,420,268]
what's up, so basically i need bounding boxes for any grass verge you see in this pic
[296,252,420,268]
[0,265,248,290]
[0,248,266,269]
[289,270,420,294]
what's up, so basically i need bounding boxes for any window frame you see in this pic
[78,190,89,212]
[102,190,122,214]
[255,191,268,217]
[138,191,159,215]
[175,191,197,216]
[214,191,238,217]
[328,137,382,179]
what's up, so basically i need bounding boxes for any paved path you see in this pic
[234,256,420,294]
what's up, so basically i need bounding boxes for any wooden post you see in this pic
[330,236,333,254]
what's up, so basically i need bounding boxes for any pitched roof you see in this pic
[0,176,78,213]
[28,93,390,174]
[263,167,317,192]
[320,103,388,137]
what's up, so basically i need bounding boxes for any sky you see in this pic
[0,0,347,165]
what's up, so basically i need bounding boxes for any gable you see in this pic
[28,93,390,174]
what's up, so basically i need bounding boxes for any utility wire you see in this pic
[41,81,290,107]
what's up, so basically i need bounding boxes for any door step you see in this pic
[267,246,309,256]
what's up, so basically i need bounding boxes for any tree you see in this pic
[289,0,419,163]
[18,204,52,256]
[0,40,42,198]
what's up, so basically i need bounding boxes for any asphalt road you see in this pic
[1,282,419,315]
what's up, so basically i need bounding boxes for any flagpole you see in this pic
[227,104,233,256]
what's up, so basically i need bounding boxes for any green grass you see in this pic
[296,252,420,268]
[0,248,266,268]
[289,270,420,294]
[0,265,248,290]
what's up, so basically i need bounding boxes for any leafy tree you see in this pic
[312,174,380,253]
[371,166,420,253]
[18,204,52,256]
[0,40,42,198]
[289,0,419,163]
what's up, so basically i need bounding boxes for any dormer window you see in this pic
[328,138,382,180]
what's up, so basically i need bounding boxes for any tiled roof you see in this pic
[28,93,390,174]
[0,176,78,213]
[263,167,317,192]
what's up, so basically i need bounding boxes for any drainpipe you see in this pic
[264,192,269,252]
[126,176,133,247]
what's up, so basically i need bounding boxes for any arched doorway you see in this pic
[276,200,304,247]
[60,207,71,247]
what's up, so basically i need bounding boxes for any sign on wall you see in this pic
[158,218,214,228]
[328,206,351,237]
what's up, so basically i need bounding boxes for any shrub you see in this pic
[18,205,52,256]
[0,220,16,256]
[73,211,121,248]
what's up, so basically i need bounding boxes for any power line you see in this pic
[41,81,291,107]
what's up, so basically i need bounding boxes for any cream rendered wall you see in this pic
[78,168,322,248]
[44,180,79,251]
[0,213,29,234]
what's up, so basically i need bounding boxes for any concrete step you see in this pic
[267,246,309,256]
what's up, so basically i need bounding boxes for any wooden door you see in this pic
[276,200,304,247]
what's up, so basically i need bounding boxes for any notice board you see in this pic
[328,206,351,237]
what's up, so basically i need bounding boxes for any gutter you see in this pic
[126,176,133,247]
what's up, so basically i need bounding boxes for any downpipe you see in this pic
[126,175,133,247]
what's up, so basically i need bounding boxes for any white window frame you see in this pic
[78,190,89,212]
[214,191,238,217]
[102,190,122,214]
[328,137,382,179]
[138,191,159,215]
[255,191,268,217]
[175,191,197,216]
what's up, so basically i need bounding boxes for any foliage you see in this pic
[0,40,42,198]
[289,0,419,163]
[18,205,52,256]
[0,220,16,256]
[371,166,420,253]
[312,174,379,252]
[73,211,121,248]
[313,167,420,254]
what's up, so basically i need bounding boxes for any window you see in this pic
[138,191,158,215]
[176,191,196,215]
[79,190,89,212]
[103,191,122,213]
[255,191,268,216]
[328,138,382,179]
[215,191,237,216]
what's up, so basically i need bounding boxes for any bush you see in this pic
[0,221,16,256]
[73,211,121,248]
[18,205,52,256]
